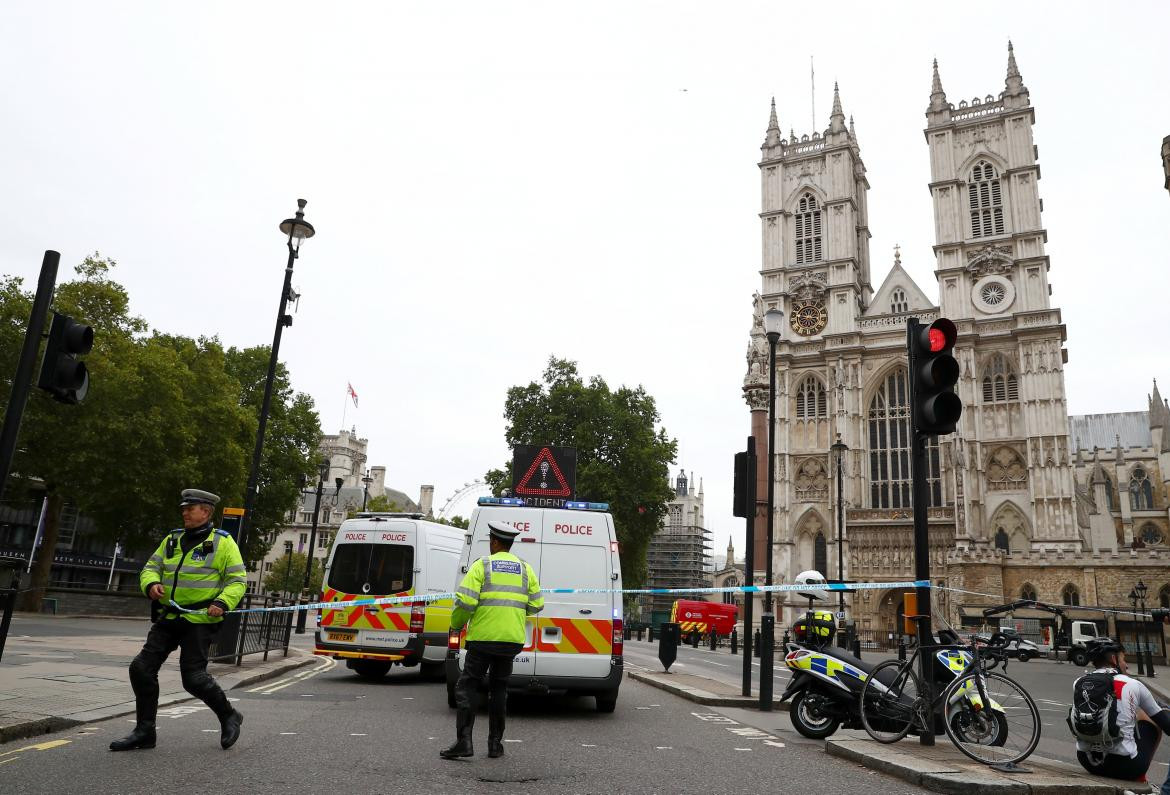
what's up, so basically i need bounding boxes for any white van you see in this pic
[445,497,623,712]
[314,513,463,680]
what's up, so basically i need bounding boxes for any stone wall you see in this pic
[41,588,150,618]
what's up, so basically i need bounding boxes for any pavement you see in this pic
[624,637,1165,794]
[0,614,314,744]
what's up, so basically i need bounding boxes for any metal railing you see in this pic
[208,593,295,666]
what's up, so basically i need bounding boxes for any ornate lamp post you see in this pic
[830,434,849,646]
[760,307,784,710]
[240,200,316,557]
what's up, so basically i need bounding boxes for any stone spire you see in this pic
[1004,41,1029,102]
[829,82,846,133]
[1150,378,1170,428]
[764,96,783,148]
[848,114,856,138]
[928,58,949,113]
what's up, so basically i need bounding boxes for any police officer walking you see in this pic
[109,489,248,752]
[441,521,544,760]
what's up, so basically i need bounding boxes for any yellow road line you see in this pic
[0,739,71,759]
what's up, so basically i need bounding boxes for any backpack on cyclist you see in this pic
[1067,672,1121,759]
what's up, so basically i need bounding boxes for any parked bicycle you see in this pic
[858,628,1041,766]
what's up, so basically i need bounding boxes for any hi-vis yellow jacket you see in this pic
[452,551,543,645]
[141,527,247,624]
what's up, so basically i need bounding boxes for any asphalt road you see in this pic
[1,646,931,794]
[624,637,1170,777]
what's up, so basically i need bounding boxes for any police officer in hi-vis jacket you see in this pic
[442,521,544,760]
[109,489,248,752]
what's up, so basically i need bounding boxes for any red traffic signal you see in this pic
[37,312,93,404]
[909,318,961,435]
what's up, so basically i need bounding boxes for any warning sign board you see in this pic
[511,446,577,507]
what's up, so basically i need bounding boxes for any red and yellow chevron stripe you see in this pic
[678,620,710,633]
[536,618,613,655]
[319,586,410,630]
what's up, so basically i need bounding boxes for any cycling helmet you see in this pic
[1085,636,1123,663]
[794,570,829,603]
[791,610,836,646]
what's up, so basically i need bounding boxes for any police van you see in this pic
[445,497,623,712]
[314,513,463,680]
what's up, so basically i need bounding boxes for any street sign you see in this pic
[220,507,245,541]
[836,611,846,620]
[511,445,577,507]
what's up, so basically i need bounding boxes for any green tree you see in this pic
[261,551,323,597]
[485,357,676,588]
[435,515,469,530]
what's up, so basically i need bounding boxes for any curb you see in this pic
[825,739,1152,795]
[627,670,788,709]
[0,650,313,745]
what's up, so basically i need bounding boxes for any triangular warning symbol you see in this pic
[514,446,572,497]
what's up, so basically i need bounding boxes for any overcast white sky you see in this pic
[2,2,1167,556]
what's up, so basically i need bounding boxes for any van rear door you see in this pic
[322,522,416,651]
[533,510,613,679]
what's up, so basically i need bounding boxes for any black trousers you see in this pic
[454,642,522,738]
[128,618,232,725]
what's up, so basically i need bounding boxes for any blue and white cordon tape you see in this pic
[167,579,931,616]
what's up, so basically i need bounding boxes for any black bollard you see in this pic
[853,638,862,658]
[637,627,644,642]
[898,637,906,662]
[709,631,717,651]
[690,631,699,648]
[731,628,738,655]
[782,629,790,647]
[649,626,655,642]
[658,622,680,672]
[754,629,761,657]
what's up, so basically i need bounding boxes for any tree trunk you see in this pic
[18,492,64,612]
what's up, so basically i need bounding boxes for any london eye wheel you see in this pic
[438,480,491,522]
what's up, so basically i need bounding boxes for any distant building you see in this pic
[250,427,435,594]
[638,470,712,625]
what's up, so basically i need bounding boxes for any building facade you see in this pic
[638,470,712,625]
[742,45,1170,636]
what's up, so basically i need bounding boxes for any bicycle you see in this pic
[858,629,1041,766]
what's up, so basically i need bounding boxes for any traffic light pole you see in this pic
[907,317,935,746]
[0,251,59,501]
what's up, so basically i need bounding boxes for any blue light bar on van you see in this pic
[477,497,527,506]
[564,501,609,511]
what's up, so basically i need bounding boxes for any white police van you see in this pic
[445,497,623,712]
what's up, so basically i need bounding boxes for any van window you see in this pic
[329,544,414,595]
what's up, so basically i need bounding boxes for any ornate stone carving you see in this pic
[987,446,1028,491]
[794,457,829,501]
[789,272,828,301]
[965,244,1014,277]
[743,386,769,411]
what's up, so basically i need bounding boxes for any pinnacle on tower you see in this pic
[928,58,949,112]
[848,114,856,137]
[829,81,846,133]
[1004,40,1028,99]
[763,96,783,148]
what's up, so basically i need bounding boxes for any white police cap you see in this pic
[487,521,521,541]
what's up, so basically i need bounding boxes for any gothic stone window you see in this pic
[1103,472,1116,511]
[1061,584,1080,607]
[969,160,1005,239]
[867,368,942,508]
[814,532,827,576]
[1020,583,1038,601]
[890,288,909,314]
[987,447,1028,491]
[1140,522,1164,546]
[723,575,739,605]
[981,354,1019,403]
[1130,467,1154,510]
[795,376,828,419]
[795,193,823,265]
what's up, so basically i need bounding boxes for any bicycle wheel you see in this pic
[942,670,1040,765]
[859,660,923,744]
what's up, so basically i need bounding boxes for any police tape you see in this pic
[166,579,931,616]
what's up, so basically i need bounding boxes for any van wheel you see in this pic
[352,661,391,681]
[595,692,618,713]
[1071,649,1089,667]
[420,661,445,681]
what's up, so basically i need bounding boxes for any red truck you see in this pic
[670,600,738,635]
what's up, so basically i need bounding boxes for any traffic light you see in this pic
[37,312,93,404]
[909,317,962,435]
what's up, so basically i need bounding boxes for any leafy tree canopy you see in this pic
[485,357,676,588]
[260,550,323,597]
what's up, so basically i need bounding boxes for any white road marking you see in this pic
[253,657,337,695]
[734,747,752,751]
[582,744,597,747]
[504,739,521,743]
[403,697,414,700]
[201,729,217,733]
[707,661,729,667]
[635,706,651,710]
[349,733,367,736]
[655,746,673,750]
[300,694,314,697]
[280,732,297,735]
[764,740,786,748]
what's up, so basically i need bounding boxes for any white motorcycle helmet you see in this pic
[794,570,829,603]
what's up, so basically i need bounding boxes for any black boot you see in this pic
[487,702,505,758]
[109,724,156,751]
[219,709,244,750]
[440,709,475,759]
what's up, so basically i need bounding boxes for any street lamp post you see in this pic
[760,308,784,711]
[1130,588,1146,676]
[295,459,330,634]
[830,435,849,647]
[362,469,373,511]
[1137,580,1155,677]
[281,540,294,600]
[240,200,316,558]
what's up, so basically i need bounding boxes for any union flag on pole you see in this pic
[347,382,359,408]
